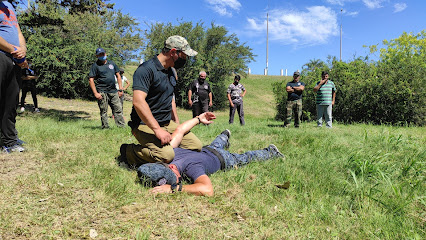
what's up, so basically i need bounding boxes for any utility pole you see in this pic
[340,9,342,62]
[265,6,269,75]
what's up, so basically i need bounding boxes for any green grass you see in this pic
[0,74,424,239]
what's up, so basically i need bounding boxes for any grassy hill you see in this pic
[0,74,424,239]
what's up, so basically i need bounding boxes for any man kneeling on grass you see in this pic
[135,112,284,196]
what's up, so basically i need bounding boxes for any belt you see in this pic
[0,50,12,58]
[203,146,225,170]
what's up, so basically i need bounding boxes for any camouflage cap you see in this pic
[165,35,198,57]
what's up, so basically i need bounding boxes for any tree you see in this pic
[302,58,326,72]
[142,21,254,109]
[18,0,143,99]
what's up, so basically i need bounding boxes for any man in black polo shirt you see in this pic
[284,71,305,128]
[89,47,125,129]
[123,35,202,165]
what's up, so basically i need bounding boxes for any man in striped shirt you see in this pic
[313,71,336,128]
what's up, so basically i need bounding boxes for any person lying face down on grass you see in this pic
[137,112,284,196]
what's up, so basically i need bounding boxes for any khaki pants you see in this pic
[125,121,202,166]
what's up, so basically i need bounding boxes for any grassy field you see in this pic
[0,74,424,239]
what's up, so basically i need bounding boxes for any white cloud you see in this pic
[205,0,242,17]
[246,6,339,46]
[346,11,359,16]
[341,9,359,17]
[393,3,407,13]
[326,0,357,6]
[362,0,386,9]
[327,0,388,9]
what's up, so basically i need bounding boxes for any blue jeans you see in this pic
[207,132,274,169]
[316,104,333,128]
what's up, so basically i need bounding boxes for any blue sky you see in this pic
[111,0,424,76]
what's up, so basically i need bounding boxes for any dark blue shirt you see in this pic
[172,148,221,183]
[130,56,177,126]
[286,81,305,101]
[89,60,119,93]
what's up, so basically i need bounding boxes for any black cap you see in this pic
[95,47,106,55]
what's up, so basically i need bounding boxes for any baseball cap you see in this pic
[137,163,177,186]
[293,71,300,76]
[119,68,125,72]
[164,35,198,57]
[95,47,106,55]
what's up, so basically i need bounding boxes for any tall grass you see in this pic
[0,74,424,239]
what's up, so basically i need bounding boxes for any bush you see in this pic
[273,31,425,126]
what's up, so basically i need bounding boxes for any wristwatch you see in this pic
[118,89,123,92]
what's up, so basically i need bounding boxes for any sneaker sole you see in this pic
[269,144,284,158]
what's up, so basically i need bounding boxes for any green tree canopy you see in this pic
[18,0,143,99]
[142,21,255,109]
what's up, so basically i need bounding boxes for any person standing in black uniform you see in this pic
[20,60,39,113]
[188,71,212,118]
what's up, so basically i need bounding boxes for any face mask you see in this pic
[199,78,205,83]
[174,57,186,69]
[98,55,107,61]
[234,80,239,84]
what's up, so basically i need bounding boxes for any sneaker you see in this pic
[221,129,231,139]
[267,144,284,158]
[20,107,25,112]
[1,146,10,154]
[9,144,25,152]
[17,138,26,145]
[34,108,40,113]
[220,129,231,148]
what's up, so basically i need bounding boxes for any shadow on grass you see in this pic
[267,123,285,128]
[18,106,92,122]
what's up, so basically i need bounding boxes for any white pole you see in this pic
[340,9,342,62]
[266,2,269,75]
[285,69,288,76]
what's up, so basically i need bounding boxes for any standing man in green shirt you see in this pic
[89,47,125,129]
[313,71,336,128]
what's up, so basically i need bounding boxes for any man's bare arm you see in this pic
[150,175,214,196]
[170,112,216,148]
[171,96,179,124]
[88,77,102,100]
[0,37,15,53]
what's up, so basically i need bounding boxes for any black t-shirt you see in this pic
[286,81,305,101]
[89,60,119,93]
[130,56,176,127]
[188,79,211,102]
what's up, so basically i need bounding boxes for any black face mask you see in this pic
[198,78,205,83]
[174,55,186,69]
